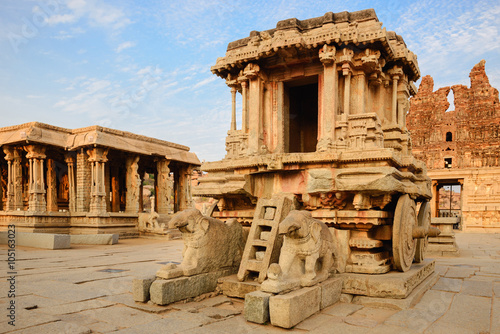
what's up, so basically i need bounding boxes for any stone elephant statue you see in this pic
[262,210,337,292]
[156,208,245,279]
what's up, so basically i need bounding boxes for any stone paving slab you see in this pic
[38,299,116,315]
[78,305,162,329]
[492,298,500,334]
[460,279,493,297]
[9,321,92,334]
[431,277,462,292]
[425,293,491,333]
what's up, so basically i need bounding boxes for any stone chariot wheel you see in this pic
[414,201,431,263]
[392,194,417,272]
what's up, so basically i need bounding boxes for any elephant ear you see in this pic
[200,218,210,233]
[310,221,322,243]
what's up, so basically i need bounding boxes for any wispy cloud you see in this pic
[45,0,131,30]
[116,41,136,53]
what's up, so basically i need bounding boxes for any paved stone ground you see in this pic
[1,232,499,333]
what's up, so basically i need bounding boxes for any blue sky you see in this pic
[1,0,499,161]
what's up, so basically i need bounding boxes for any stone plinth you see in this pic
[150,268,235,305]
[244,276,342,328]
[218,275,261,298]
[70,234,119,245]
[0,231,70,249]
[427,217,459,256]
[341,260,435,298]
[269,286,321,328]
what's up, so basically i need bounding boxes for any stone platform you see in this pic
[341,259,435,299]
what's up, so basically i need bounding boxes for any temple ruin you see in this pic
[0,122,200,236]
[407,60,500,231]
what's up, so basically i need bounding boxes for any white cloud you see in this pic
[116,41,136,53]
[192,76,216,89]
[46,0,131,31]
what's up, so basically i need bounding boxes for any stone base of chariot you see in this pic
[341,259,438,310]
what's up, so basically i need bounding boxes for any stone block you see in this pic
[0,231,71,249]
[341,259,435,298]
[352,272,439,310]
[269,286,320,329]
[132,276,156,302]
[244,290,272,324]
[218,274,261,298]
[320,276,342,309]
[150,269,232,305]
[70,234,119,245]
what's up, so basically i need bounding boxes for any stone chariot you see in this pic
[194,9,437,279]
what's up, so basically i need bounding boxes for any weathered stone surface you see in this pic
[424,294,491,333]
[218,275,261,299]
[244,290,272,324]
[322,302,363,317]
[431,277,462,293]
[341,260,435,298]
[70,234,119,245]
[150,269,233,305]
[352,272,439,310]
[132,276,155,302]
[269,286,321,329]
[320,276,343,309]
[460,280,493,297]
[0,231,70,249]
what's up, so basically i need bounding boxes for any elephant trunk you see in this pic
[279,219,300,235]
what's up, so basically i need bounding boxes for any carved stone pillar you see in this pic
[239,78,249,132]
[76,149,91,212]
[356,72,366,115]
[389,66,404,126]
[64,154,76,212]
[177,165,193,212]
[340,48,354,121]
[343,66,352,120]
[110,166,120,212]
[87,147,108,214]
[3,147,23,211]
[25,145,46,212]
[46,159,58,212]
[318,44,337,151]
[431,180,439,218]
[156,159,171,214]
[244,63,261,154]
[125,156,140,213]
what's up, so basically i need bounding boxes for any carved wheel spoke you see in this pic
[414,201,431,263]
[392,194,417,272]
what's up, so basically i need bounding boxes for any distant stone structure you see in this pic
[407,60,500,231]
[0,122,200,236]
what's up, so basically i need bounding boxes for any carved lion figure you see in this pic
[263,210,337,291]
[156,208,245,279]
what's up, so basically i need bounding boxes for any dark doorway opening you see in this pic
[285,78,318,153]
[437,181,462,229]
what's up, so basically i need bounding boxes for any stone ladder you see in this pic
[237,194,297,283]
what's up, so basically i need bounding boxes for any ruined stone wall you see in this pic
[407,60,500,170]
[407,60,500,231]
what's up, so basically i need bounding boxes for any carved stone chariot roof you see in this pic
[211,9,419,82]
